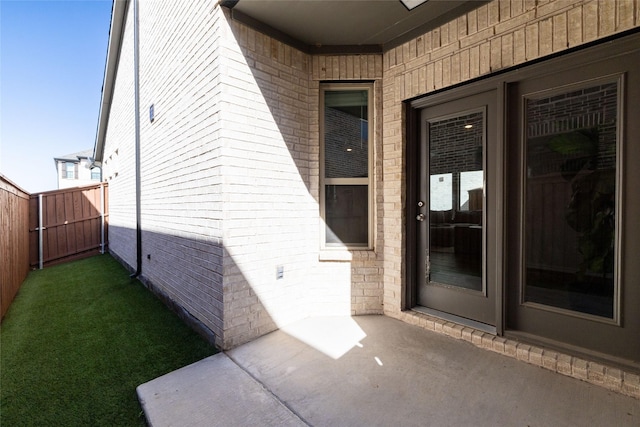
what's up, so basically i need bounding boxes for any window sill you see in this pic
[319,249,353,262]
[319,247,373,262]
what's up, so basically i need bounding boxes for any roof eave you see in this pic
[93,0,128,165]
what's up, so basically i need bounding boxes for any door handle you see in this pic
[416,213,425,222]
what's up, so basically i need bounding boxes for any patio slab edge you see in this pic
[137,353,307,427]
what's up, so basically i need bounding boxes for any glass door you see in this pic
[417,90,497,326]
[522,81,618,320]
[506,45,640,362]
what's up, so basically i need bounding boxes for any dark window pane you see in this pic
[324,90,368,179]
[325,185,368,245]
[524,83,617,318]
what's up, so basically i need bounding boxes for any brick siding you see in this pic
[102,3,137,272]
[395,309,639,399]
[103,0,226,345]
[101,0,640,372]
[381,0,640,316]
[223,12,385,348]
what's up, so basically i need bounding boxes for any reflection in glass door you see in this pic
[523,81,618,319]
[505,40,640,363]
[417,90,496,327]
[429,110,484,292]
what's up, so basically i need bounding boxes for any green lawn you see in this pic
[1,255,217,426]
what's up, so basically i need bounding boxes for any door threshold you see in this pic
[412,306,496,335]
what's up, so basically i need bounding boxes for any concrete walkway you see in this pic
[138,315,639,426]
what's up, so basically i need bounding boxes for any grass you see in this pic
[1,254,217,426]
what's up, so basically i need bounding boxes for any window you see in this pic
[523,80,619,319]
[63,162,77,179]
[321,84,373,249]
[91,168,100,180]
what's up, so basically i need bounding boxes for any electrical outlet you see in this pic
[276,265,284,280]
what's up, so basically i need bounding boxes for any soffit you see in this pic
[231,0,487,52]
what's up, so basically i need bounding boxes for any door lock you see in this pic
[416,213,426,221]
[417,201,424,207]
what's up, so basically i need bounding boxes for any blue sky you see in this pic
[1,0,112,193]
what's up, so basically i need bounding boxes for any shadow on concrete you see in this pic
[108,225,364,357]
[139,315,640,427]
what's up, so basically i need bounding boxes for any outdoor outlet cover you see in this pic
[276,265,284,280]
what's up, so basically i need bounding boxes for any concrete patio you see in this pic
[138,315,639,426]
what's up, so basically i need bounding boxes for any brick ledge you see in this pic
[387,310,640,400]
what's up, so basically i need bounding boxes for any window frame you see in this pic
[319,82,374,251]
[90,168,101,180]
[518,74,623,325]
[63,162,78,180]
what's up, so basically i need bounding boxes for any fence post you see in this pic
[38,193,43,270]
[100,183,105,254]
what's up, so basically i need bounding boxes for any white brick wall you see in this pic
[219,14,391,347]
[221,14,380,348]
[102,2,137,272]
[137,0,225,343]
[102,2,386,350]
[102,0,226,345]
[101,0,640,352]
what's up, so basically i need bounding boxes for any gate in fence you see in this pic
[29,183,108,269]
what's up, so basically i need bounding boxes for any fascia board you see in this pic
[93,0,128,165]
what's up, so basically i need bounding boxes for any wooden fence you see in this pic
[29,183,109,269]
[1,176,30,320]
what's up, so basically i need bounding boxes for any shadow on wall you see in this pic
[222,12,383,315]
[106,8,381,355]
[226,16,384,296]
[108,226,362,358]
[108,225,229,348]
